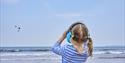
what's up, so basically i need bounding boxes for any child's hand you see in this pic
[62,31,67,39]
[57,31,67,43]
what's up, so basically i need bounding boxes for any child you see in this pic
[52,22,93,63]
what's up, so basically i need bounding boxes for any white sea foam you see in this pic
[93,51,124,54]
[0,52,54,56]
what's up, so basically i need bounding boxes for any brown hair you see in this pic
[68,22,93,56]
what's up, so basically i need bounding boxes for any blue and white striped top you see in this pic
[52,42,89,63]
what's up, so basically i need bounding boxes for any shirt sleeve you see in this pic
[52,42,64,55]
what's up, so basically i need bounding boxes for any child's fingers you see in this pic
[63,31,67,38]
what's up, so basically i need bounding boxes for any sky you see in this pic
[0,0,124,47]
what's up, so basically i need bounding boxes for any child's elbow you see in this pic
[51,46,56,53]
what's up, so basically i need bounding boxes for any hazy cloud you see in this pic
[1,0,20,4]
[55,13,82,18]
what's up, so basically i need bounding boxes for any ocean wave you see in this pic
[0,49,50,52]
[0,52,54,56]
[93,51,125,54]
[0,47,125,55]
[0,47,51,52]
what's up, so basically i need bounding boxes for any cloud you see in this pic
[42,2,50,9]
[1,0,20,4]
[55,13,82,18]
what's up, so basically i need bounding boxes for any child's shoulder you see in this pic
[63,43,75,51]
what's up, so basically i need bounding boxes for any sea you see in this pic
[0,46,125,54]
[0,46,125,63]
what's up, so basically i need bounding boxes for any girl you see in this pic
[52,22,93,63]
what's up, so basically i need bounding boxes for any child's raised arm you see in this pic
[52,31,67,55]
[57,31,67,43]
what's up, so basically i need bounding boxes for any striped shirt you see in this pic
[52,42,89,63]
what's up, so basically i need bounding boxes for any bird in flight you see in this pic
[14,25,21,32]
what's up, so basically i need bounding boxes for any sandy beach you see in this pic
[0,52,125,63]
